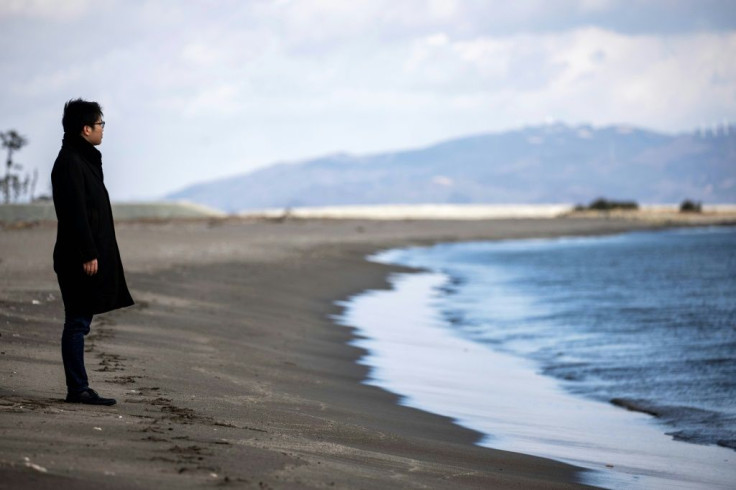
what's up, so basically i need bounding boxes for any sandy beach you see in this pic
[0,215,732,489]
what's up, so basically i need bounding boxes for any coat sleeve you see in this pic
[52,156,98,264]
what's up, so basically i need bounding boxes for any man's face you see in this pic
[81,117,104,146]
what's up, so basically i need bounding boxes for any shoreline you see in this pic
[340,260,735,489]
[1,217,730,488]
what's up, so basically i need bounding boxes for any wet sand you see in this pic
[0,217,724,489]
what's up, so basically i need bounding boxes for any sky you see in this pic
[1,0,735,201]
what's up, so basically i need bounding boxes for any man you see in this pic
[51,99,134,406]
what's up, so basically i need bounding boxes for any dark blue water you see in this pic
[376,226,736,450]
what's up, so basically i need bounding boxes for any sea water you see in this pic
[338,226,736,489]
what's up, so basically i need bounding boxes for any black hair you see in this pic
[62,98,103,135]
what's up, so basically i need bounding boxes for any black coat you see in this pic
[52,134,134,315]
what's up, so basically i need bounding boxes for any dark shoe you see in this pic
[65,388,116,406]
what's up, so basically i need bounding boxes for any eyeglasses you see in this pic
[91,121,106,128]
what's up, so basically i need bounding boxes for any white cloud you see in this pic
[427,0,459,18]
[433,175,454,186]
[12,65,85,97]
[0,0,92,19]
[164,84,242,117]
[0,1,734,200]
[579,0,615,12]
[394,26,736,130]
[179,42,223,68]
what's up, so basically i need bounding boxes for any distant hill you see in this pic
[166,123,736,213]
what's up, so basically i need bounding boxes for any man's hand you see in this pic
[83,259,98,276]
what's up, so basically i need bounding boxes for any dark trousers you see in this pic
[61,313,93,394]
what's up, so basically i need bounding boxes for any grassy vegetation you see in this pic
[679,200,702,213]
[574,198,639,212]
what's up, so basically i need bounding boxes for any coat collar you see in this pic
[62,133,103,180]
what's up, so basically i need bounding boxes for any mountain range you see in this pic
[166,123,736,213]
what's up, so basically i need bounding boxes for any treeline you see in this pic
[574,198,704,213]
[574,198,638,211]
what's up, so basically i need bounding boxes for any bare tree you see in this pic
[30,168,39,201]
[1,130,29,203]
